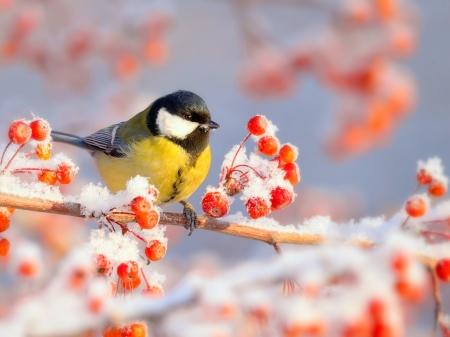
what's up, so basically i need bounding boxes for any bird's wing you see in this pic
[83,122,128,158]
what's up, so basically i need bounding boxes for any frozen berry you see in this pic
[55,163,75,184]
[0,209,10,232]
[131,196,151,215]
[416,169,432,185]
[428,180,446,197]
[142,285,164,298]
[0,238,10,256]
[270,187,294,211]
[405,196,427,217]
[279,143,298,163]
[258,135,279,156]
[247,115,268,136]
[136,209,160,230]
[38,171,57,185]
[117,261,139,281]
[246,197,271,219]
[8,121,31,145]
[122,323,147,337]
[122,277,141,291]
[144,240,166,261]
[436,258,450,282]
[95,254,112,275]
[281,162,300,185]
[201,191,229,218]
[30,119,50,141]
[35,142,51,160]
[224,177,243,196]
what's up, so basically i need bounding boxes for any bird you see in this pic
[51,90,219,235]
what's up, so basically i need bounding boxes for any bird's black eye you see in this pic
[183,114,192,121]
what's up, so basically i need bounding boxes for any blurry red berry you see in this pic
[131,196,152,215]
[436,258,450,282]
[395,278,424,302]
[35,142,51,160]
[281,162,301,185]
[0,237,10,256]
[136,209,160,230]
[245,197,271,219]
[391,251,410,275]
[38,171,57,185]
[122,323,147,337]
[95,254,112,275]
[103,326,122,337]
[279,143,298,163]
[428,180,446,197]
[201,191,229,218]
[368,298,385,321]
[270,187,294,211]
[117,261,139,281]
[18,260,39,278]
[247,115,268,136]
[258,135,279,156]
[8,121,31,145]
[29,119,50,141]
[405,197,427,217]
[416,169,432,185]
[144,240,166,261]
[0,209,10,232]
[142,285,164,298]
[55,163,75,184]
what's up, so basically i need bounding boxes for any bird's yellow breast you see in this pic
[94,137,211,205]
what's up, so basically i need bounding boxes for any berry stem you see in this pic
[232,164,265,180]
[412,182,421,195]
[12,168,54,174]
[140,267,151,288]
[2,144,25,173]
[401,215,410,228]
[422,231,435,244]
[106,215,148,244]
[0,141,11,167]
[228,132,252,175]
[421,230,450,241]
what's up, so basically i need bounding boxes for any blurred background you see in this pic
[0,0,448,270]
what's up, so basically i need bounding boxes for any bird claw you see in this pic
[180,201,199,236]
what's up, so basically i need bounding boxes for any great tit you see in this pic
[51,90,219,235]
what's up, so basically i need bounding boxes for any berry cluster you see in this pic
[400,158,450,313]
[1,117,77,257]
[202,115,299,220]
[103,323,147,337]
[0,3,172,90]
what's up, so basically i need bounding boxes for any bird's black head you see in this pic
[147,90,219,158]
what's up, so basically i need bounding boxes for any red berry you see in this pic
[122,323,147,337]
[95,254,112,275]
[37,171,57,185]
[144,240,166,261]
[257,135,279,156]
[391,251,410,275]
[368,298,385,322]
[279,143,298,163]
[30,119,50,141]
[35,142,51,160]
[122,277,141,291]
[8,121,31,144]
[201,191,229,218]
[405,196,427,217]
[0,237,10,256]
[116,261,139,281]
[88,297,104,314]
[103,326,122,337]
[55,163,75,184]
[281,162,301,185]
[18,260,39,278]
[247,115,268,136]
[223,177,243,196]
[136,209,160,230]
[428,180,446,197]
[395,278,424,302]
[436,258,450,282]
[131,196,152,215]
[245,197,271,219]
[142,285,164,298]
[270,187,294,211]
[416,169,432,185]
[0,209,10,232]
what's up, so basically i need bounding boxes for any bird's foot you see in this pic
[180,200,199,236]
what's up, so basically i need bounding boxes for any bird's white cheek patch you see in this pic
[156,108,199,139]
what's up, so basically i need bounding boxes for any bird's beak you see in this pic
[207,120,220,130]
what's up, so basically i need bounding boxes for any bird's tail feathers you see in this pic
[51,131,91,150]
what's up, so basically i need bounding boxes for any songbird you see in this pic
[51,90,219,234]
